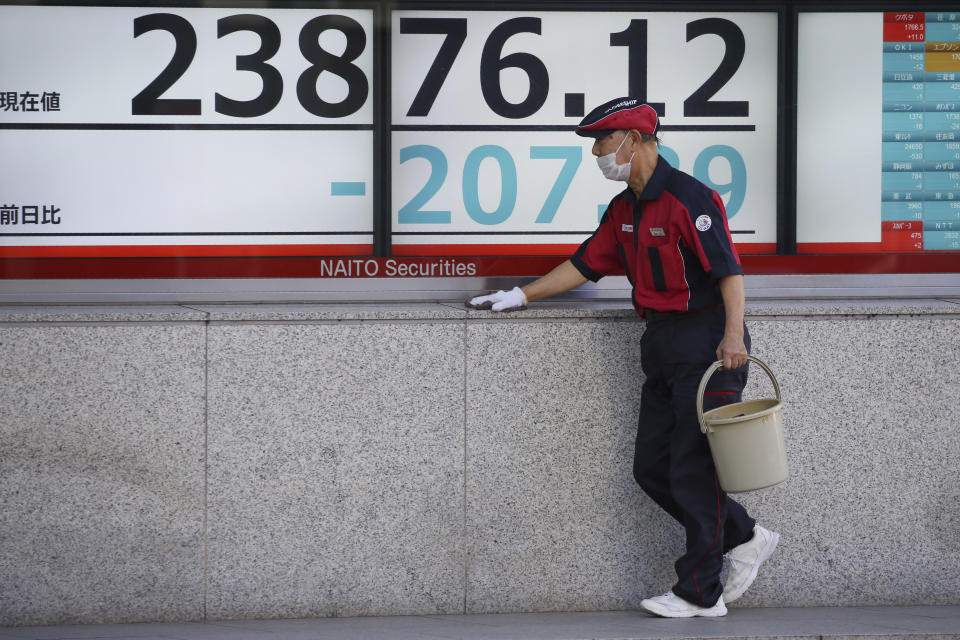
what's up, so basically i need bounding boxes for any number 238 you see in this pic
[132,13,368,118]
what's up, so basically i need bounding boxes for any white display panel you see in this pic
[797,13,883,245]
[0,5,374,257]
[391,10,779,254]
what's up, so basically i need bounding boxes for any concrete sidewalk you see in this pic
[1,607,958,640]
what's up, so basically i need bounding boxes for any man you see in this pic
[468,98,779,618]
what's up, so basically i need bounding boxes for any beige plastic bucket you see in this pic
[696,356,788,493]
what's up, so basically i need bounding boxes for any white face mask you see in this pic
[596,131,634,182]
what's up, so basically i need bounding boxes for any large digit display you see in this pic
[798,10,960,253]
[391,10,779,256]
[0,5,374,259]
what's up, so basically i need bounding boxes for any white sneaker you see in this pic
[722,525,779,603]
[640,590,727,618]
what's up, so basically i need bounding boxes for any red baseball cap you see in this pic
[576,98,659,138]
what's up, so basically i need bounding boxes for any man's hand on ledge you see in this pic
[465,286,528,312]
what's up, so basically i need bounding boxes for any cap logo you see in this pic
[695,215,712,232]
[604,99,639,114]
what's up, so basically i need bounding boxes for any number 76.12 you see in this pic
[398,144,746,225]
[400,16,748,118]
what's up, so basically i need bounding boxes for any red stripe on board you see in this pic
[2,252,959,279]
[0,256,567,279]
[737,243,778,255]
[740,253,960,274]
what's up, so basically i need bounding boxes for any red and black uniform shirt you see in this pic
[571,156,742,314]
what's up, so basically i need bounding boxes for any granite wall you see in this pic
[1,300,959,625]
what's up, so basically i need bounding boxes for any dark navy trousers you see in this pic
[634,305,756,608]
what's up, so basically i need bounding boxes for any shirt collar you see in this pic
[637,155,672,200]
[620,155,673,205]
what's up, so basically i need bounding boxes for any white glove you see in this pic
[466,286,528,312]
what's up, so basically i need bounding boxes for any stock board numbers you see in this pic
[391,11,779,248]
[397,143,747,227]
[608,17,748,118]
[132,12,368,118]
[395,13,751,121]
[400,17,550,119]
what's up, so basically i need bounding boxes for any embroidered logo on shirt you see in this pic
[649,227,666,237]
[695,214,712,232]
[622,224,634,232]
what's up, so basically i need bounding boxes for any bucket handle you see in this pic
[697,355,781,434]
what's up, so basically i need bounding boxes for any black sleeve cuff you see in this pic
[709,263,744,282]
[570,253,604,282]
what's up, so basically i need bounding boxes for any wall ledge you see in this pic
[0,297,958,324]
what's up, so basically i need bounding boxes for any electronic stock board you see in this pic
[1,3,957,280]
